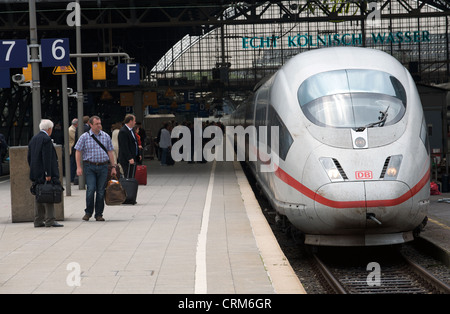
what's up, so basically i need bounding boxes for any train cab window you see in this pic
[297,69,407,129]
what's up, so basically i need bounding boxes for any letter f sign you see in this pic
[118,63,140,85]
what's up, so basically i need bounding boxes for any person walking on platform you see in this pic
[111,122,122,173]
[68,118,78,182]
[159,122,172,166]
[28,119,63,228]
[74,116,116,222]
[118,114,141,177]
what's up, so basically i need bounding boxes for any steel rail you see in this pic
[312,253,348,294]
[402,253,450,294]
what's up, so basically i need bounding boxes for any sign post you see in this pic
[61,74,71,196]
[52,63,76,197]
[29,0,42,135]
[75,0,85,190]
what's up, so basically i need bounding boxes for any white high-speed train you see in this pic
[227,47,430,246]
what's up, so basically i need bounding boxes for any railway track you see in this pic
[312,248,450,294]
[241,161,450,294]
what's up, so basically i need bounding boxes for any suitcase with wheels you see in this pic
[135,165,147,185]
[119,164,138,204]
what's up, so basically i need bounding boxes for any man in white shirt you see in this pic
[158,122,172,166]
[68,118,78,182]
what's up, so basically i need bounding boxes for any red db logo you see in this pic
[355,171,373,180]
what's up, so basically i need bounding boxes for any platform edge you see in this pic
[233,161,307,294]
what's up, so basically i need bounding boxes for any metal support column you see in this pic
[29,0,41,135]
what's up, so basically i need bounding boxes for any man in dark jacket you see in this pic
[118,114,141,178]
[27,119,63,228]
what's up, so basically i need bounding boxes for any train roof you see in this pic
[278,47,410,89]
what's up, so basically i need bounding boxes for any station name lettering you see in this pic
[242,30,430,48]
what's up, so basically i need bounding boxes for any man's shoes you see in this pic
[34,223,45,228]
[82,214,92,221]
[95,216,105,221]
[46,222,64,227]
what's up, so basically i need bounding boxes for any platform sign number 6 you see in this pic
[41,38,70,67]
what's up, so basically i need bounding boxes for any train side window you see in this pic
[267,106,293,161]
[420,118,430,156]
[255,87,269,129]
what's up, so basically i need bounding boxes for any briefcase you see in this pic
[35,181,63,204]
[105,176,127,205]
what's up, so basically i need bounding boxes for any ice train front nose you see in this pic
[313,180,413,230]
[301,176,429,246]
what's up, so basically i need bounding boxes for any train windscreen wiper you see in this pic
[356,106,390,132]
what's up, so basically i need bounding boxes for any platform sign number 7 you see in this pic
[0,40,28,68]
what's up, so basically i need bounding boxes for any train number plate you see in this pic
[355,171,373,180]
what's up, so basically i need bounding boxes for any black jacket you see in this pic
[118,125,139,165]
[28,131,59,183]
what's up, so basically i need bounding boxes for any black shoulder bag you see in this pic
[91,134,109,156]
[91,134,120,180]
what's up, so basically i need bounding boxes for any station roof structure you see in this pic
[0,1,449,86]
[1,0,450,145]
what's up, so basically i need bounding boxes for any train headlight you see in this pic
[354,137,367,148]
[328,169,342,180]
[384,155,402,180]
[386,167,397,177]
[320,157,344,182]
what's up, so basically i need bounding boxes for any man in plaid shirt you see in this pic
[74,116,117,221]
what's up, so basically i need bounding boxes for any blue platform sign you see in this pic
[0,40,27,68]
[41,38,70,67]
[118,63,140,85]
[0,68,10,88]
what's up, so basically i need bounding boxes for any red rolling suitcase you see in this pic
[135,165,147,185]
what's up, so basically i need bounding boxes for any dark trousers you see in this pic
[34,199,55,227]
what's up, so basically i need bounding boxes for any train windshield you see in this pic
[298,69,406,129]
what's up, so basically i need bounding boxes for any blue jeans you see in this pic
[84,163,108,218]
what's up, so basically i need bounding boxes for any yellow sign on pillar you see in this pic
[92,61,106,80]
[22,64,32,82]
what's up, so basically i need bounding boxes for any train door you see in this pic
[254,86,269,177]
